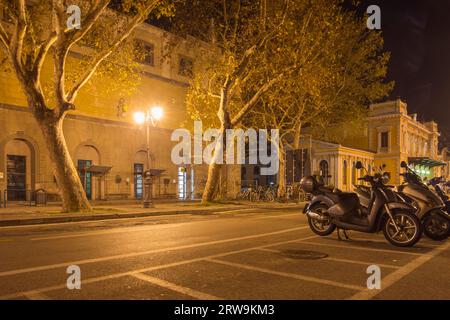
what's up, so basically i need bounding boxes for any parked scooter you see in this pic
[396,162,450,240]
[301,161,422,247]
[428,176,450,213]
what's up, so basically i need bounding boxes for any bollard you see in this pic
[143,171,154,208]
[35,189,48,206]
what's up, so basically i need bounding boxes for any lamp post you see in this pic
[133,106,163,208]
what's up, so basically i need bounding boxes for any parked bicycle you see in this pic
[286,183,311,202]
[237,185,277,202]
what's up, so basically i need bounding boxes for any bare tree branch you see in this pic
[0,21,10,51]
[230,0,241,51]
[65,0,110,44]
[231,73,283,126]
[8,0,28,78]
[66,0,161,103]
[227,0,288,91]
[32,32,58,81]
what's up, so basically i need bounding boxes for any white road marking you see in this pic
[257,248,401,269]
[0,234,318,300]
[298,241,423,256]
[23,291,50,300]
[0,226,309,277]
[206,258,364,291]
[214,208,257,214]
[350,241,450,300]
[0,213,193,230]
[350,236,441,248]
[1,207,302,231]
[131,273,221,300]
[30,221,207,241]
[323,257,401,269]
[29,211,301,241]
[251,213,301,219]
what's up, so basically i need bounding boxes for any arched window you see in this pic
[343,160,348,185]
[319,160,329,185]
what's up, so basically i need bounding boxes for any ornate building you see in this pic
[299,99,447,191]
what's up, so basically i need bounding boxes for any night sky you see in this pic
[153,1,450,147]
[359,0,450,147]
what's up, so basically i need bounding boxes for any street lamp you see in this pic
[151,106,163,124]
[133,106,164,208]
[133,111,146,125]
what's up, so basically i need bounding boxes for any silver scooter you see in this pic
[396,161,450,240]
[302,162,422,247]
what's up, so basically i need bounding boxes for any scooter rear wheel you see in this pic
[307,204,336,236]
[383,210,422,247]
[423,211,450,241]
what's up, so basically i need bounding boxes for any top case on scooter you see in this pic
[327,193,360,218]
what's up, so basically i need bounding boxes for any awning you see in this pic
[408,157,446,168]
[79,165,112,176]
[147,169,166,176]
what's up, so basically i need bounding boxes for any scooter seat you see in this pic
[327,192,360,217]
[335,192,360,207]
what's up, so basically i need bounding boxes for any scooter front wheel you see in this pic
[423,211,450,241]
[307,204,336,236]
[383,210,422,247]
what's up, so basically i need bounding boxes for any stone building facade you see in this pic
[299,99,447,191]
[0,22,240,203]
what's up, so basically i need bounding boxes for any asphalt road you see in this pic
[0,207,448,300]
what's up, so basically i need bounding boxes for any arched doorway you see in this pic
[75,145,100,200]
[4,139,35,201]
[133,150,155,199]
[319,160,329,185]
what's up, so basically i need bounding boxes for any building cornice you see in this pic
[0,103,174,133]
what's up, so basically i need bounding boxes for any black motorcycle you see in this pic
[301,161,422,247]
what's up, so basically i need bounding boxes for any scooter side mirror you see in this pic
[355,161,364,170]
[400,161,408,168]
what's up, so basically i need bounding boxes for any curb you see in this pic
[0,204,305,227]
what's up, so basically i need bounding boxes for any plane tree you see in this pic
[0,0,172,212]
[168,0,392,202]
[166,0,307,203]
[244,0,393,196]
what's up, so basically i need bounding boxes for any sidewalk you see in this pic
[0,200,306,227]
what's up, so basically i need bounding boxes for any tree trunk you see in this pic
[201,131,224,204]
[9,51,91,212]
[36,115,92,212]
[201,161,223,204]
[277,144,286,199]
